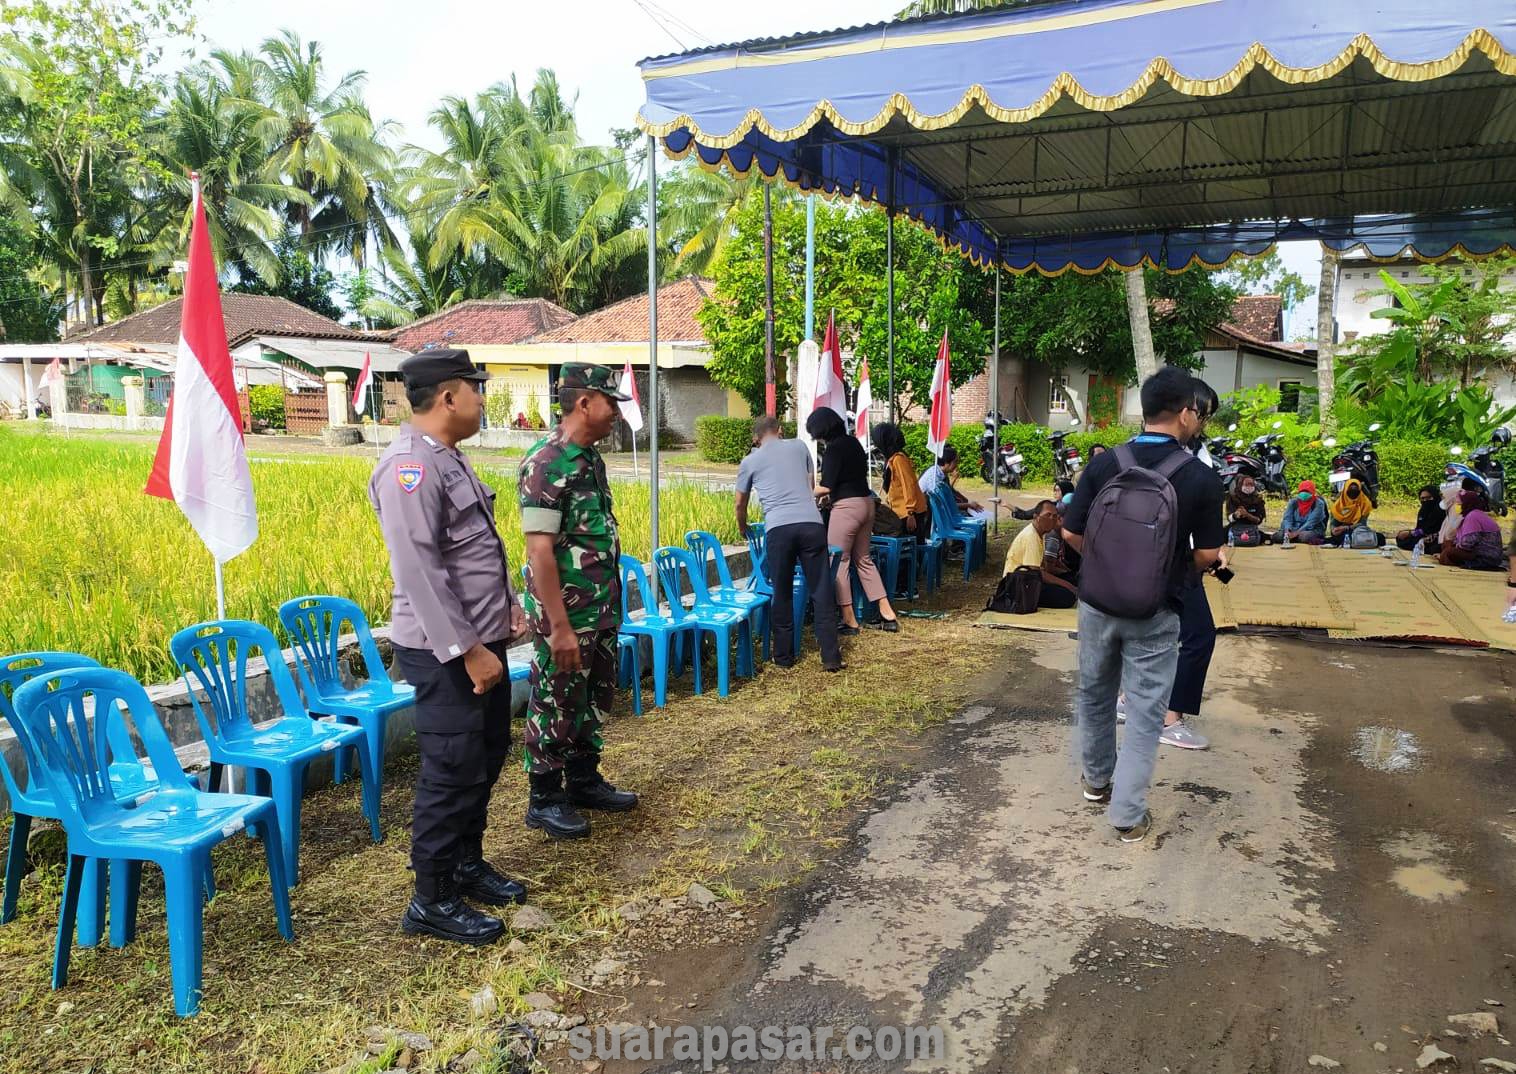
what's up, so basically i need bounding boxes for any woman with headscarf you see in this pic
[808,407,900,634]
[1395,484,1449,553]
[1275,479,1328,544]
[870,422,930,539]
[1439,488,1505,570]
[1225,476,1267,542]
[1327,477,1377,546]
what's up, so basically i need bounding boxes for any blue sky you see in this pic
[188,0,1323,337]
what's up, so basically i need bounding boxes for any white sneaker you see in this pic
[1115,694,1127,725]
[1160,720,1209,750]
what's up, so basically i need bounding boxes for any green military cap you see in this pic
[559,362,631,401]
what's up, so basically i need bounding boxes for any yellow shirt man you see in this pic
[1003,519,1046,577]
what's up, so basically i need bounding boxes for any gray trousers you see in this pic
[1075,600,1181,828]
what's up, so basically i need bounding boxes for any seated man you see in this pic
[920,445,989,522]
[1002,499,1078,609]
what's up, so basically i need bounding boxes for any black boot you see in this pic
[454,844,528,906]
[400,873,505,946]
[566,757,639,813]
[525,770,590,839]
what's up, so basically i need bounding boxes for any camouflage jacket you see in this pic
[518,427,622,634]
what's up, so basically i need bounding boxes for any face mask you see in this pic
[1297,491,1312,502]
[1346,487,1359,500]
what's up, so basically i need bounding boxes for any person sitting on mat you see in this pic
[1439,488,1506,571]
[1225,476,1267,542]
[1396,484,1448,553]
[1275,480,1328,544]
[1001,499,1078,609]
[1326,477,1380,546]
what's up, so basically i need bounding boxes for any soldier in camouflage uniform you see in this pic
[518,363,640,839]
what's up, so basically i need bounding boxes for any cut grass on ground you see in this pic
[0,538,1016,1074]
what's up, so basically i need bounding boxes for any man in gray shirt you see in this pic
[369,348,529,945]
[734,416,843,671]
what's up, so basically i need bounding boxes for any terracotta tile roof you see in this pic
[1223,294,1283,342]
[528,278,713,344]
[74,294,361,348]
[383,298,577,352]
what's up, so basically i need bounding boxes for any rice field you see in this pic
[0,427,742,685]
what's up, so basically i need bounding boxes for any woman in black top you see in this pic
[807,407,898,633]
[1395,483,1448,552]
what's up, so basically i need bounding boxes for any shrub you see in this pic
[694,415,795,463]
[484,383,515,429]
[899,421,1137,483]
[248,384,285,431]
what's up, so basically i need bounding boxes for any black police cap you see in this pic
[399,348,490,390]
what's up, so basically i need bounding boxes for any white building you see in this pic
[1334,255,1516,406]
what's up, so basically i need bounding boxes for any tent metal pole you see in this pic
[646,134,660,560]
[804,194,815,342]
[991,257,1001,535]
[763,182,776,417]
[886,146,897,422]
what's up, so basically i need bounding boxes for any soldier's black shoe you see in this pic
[566,760,640,813]
[526,771,591,839]
[400,892,504,946]
[454,857,528,906]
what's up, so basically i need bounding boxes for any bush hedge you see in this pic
[695,415,796,463]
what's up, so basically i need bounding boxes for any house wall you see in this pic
[0,363,28,412]
[1196,348,1318,396]
[660,366,732,440]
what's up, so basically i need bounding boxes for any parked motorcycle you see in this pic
[1047,416,1083,484]
[1323,422,1382,506]
[1445,426,1510,515]
[1216,420,1288,495]
[978,410,1024,489]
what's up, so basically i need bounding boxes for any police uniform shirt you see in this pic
[369,423,515,662]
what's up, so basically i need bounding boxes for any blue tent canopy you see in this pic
[638,0,1516,272]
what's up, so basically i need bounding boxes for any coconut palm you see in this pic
[660,164,758,277]
[240,31,395,262]
[154,69,307,285]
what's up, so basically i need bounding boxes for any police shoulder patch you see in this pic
[396,463,425,494]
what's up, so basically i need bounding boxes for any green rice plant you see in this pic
[0,428,743,685]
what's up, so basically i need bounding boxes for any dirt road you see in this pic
[595,631,1516,1074]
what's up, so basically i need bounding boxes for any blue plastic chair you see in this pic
[277,595,416,807]
[1,652,121,947]
[870,534,919,599]
[685,530,770,663]
[653,547,754,698]
[927,485,980,581]
[618,555,699,708]
[916,534,944,595]
[169,620,380,886]
[616,634,643,717]
[12,666,292,1017]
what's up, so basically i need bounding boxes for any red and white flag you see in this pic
[37,356,62,391]
[618,360,643,432]
[926,330,952,460]
[351,352,373,416]
[813,310,848,417]
[853,356,872,444]
[145,176,258,564]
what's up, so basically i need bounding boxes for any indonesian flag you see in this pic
[618,360,643,432]
[926,330,952,460]
[814,310,847,417]
[351,352,373,415]
[853,356,872,444]
[37,356,62,391]
[145,176,258,564]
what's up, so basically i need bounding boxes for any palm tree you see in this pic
[240,31,395,262]
[403,72,644,312]
[155,68,307,285]
[358,234,486,326]
[660,164,758,276]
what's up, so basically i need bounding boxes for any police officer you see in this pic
[369,348,528,945]
[518,363,639,838]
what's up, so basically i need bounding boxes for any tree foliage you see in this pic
[997,266,1237,380]
[1217,250,1315,312]
[697,196,991,415]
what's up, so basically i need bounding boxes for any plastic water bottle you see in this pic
[1228,528,1236,549]
[1408,538,1423,570]
[1281,529,1291,549]
[1503,604,1516,625]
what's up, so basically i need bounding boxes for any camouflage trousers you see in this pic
[523,628,617,774]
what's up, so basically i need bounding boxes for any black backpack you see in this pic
[986,565,1043,615]
[1080,443,1197,618]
